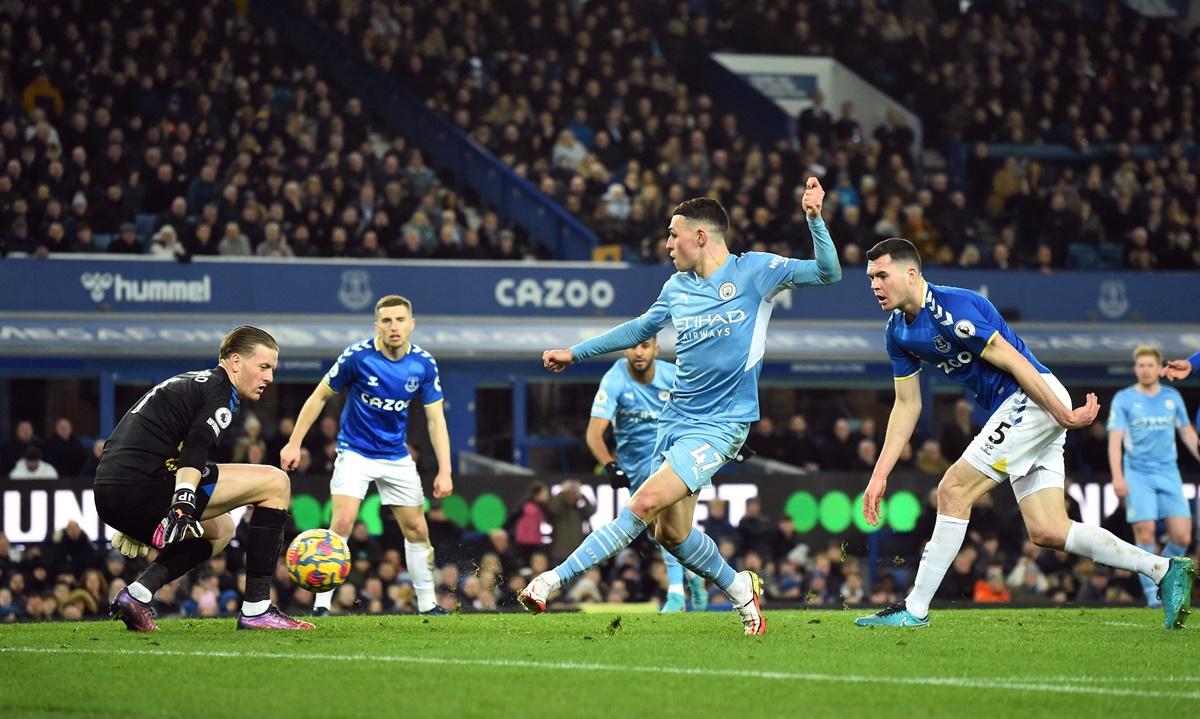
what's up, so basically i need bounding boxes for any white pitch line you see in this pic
[1,645,1198,700]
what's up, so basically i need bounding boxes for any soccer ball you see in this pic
[285,528,351,593]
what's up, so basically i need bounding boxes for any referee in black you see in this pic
[96,326,313,631]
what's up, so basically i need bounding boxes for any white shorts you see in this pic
[330,449,424,507]
[963,373,1069,502]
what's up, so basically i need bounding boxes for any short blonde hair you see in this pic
[1133,345,1162,364]
[374,295,413,316]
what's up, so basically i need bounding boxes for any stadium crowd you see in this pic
[0,0,537,262]
[2,403,1179,622]
[317,0,1200,270]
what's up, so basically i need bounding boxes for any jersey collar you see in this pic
[373,336,411,360]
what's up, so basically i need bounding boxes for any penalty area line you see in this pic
[1,645,1198,700]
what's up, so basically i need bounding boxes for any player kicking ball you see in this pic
[522,180,841,635]
[97,327,313,631]
[854,239,1194,630]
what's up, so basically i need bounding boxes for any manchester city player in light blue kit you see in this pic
[1108,345,1200,607]
[521,179,842,635]
[281,295,454,616]
[855,239,1195,630]
[585,336,707,613]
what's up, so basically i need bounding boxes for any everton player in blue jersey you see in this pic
[1108,346,1200,607]
[585,336,708,612]
[281,295,453,616]
[1161,350,1200,381]
[521,179,841,635]
[855,239,1195,630]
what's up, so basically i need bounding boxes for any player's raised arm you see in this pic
[281,381,337,471]
[1161,351,1200,381]
[981,335,1099,430]
[864,373,922,526]
[799,176,842,285]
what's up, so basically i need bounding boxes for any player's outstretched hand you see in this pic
[862,475,887,526]
[543,348,574,373]
[433,472,453,499]
[1161,359,1193,381]
[1059,392,1100,430]
[802,176,825,219]
[280,442,302,472]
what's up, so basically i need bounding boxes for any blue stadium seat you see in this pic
[1097,244,1125,269]
[135,213,157,244]
[92,233,114,250]
[1066,243,1099,270]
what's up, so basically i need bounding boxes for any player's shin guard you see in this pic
[1136,543,1163,605]
[552,507,647,587]
[130,538,212,599]
[904,514,969,618]
[665,529,736,593]
[1064,521,1169,583]
[243,507,289,615]
[405,539,437,613]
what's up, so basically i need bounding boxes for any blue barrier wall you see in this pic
[1,256,1196,324]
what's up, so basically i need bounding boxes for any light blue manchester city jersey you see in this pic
[591,358,678,482]
[1107,385,1189,474]
[322,338,444,460]
[574,251,830,423]
[885,282,1049,413]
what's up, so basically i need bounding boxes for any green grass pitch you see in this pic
[1,609,1194,719]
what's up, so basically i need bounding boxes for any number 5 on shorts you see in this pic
[988,421,1013,445]
[689,443,723,473]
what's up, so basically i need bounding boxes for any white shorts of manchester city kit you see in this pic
[330,448,424,507]
[963,373,1070,502]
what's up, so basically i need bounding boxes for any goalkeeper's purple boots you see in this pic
[110,587,159,632]
[237,605,315,630]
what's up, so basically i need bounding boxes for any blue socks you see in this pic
[665,528,737,591]
[553,507,647,585]
[1136,543,1161,605]
[1163,542,1187,558]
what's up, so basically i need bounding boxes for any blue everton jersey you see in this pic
[1107,385,1189,474]
[590,359,678,481]
[885,282,1048,413]
[321,338,444,460]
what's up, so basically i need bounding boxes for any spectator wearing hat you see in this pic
[9,446,58,479]
[106,222,143,254]
[149,224,186,260]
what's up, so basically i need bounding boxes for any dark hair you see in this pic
[219,326,278,360]
[375,294,413,316]
[670,197,729,236]
[866,238,922,270]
